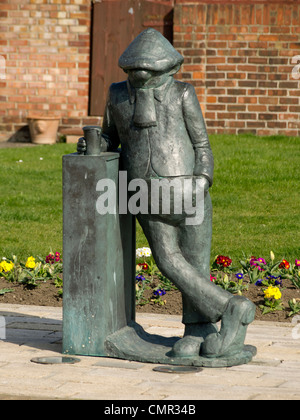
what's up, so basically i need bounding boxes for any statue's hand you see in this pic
[77,137,86,155]
[193,176,210,198]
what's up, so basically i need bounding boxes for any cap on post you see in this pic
[119,28,184,72]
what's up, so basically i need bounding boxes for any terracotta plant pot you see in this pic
[27,115,60,145]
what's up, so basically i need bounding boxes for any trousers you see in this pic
[137,192,232,324]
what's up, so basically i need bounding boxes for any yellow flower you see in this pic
[25,256,36,269]
[273,288,282,300]
[0,260,14,272]
[264,286,274,299]
[264,286,281,300]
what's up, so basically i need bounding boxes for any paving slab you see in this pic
[0,303,299,401]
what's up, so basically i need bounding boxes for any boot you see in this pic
[201,295,256,358]
[171,322,218,358]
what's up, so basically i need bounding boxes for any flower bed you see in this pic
[0,252,63,305]
[135,249,300,322]
[1,250,300,322]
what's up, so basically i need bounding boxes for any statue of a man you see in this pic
[78,28,255,359]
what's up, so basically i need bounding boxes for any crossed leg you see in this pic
[137,193,232,356]
[137,192,255,358]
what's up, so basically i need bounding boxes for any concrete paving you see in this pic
[0,303,299,401]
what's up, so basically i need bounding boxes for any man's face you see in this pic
[127,69,170,89]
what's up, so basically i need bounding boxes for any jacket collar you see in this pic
[127,77,173,105]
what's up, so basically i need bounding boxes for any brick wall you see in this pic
[174,0,300,136]
[0,0,99,142]
[1,0,300,141]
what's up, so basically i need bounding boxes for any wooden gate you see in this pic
[89,0,174,116]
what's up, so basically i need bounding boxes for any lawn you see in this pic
[0,134,299,264]
[208,133,300,264]
[0,143,75,260]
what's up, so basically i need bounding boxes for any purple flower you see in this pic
[250,257,266,271]
[136,274,145,281]
[235,273,244,280]
[266,275,282,286]
[153,288,166,297]
[255,279,263,286]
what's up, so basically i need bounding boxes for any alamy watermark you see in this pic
[292,55,300,80]
[95,171,206,226]
[0,316,6,340]
[292,315,300,340]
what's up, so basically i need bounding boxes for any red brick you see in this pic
[290,106,300,112]
[227,89,246,95]
[206,120,225,128]
[218,97,237,103]
[238,113,257,120]
[206,96,217,103]
[217,80,236,87]
[227,105,246,112]
[259,97,279,104]
[206,104,225,111]
[227,73,246,80]
[268,89,287,96]
[259,114,278,120]
[289,90,300,96]
[248,89,266,95]
[217,112,236,119]
[266,121,286,128]
[228,121,245,128]
[248,105,267,112]
[248,73,267,80]
[247,121,266,128]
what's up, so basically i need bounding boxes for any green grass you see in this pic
[0,143,75,260]
[137,133,300,264]
[210,133,300,263]
[0,134,299,265]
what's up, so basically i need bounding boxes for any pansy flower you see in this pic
[153,288,166,297]
[136,274,146,282]
[25,256,36,269]
[0,260,14,272]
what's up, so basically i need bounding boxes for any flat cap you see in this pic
[119,28,183,72]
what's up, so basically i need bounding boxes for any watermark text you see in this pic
[0,316,6,340]
[96,171,206,226]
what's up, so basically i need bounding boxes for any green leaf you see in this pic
[0,288,14,295]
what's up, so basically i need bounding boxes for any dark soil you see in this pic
[136,276,300,323]
[1,276,299,323]
[0,278,62,307]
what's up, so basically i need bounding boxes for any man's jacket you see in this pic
[102,77,214,186]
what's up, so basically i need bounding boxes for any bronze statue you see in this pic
[77,28,256,361]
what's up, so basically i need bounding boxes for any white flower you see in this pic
[136,248,143,258]
[16,159,23,163]
[136,247,152,258]
[39,157,43,160]
[142,247,152,257]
